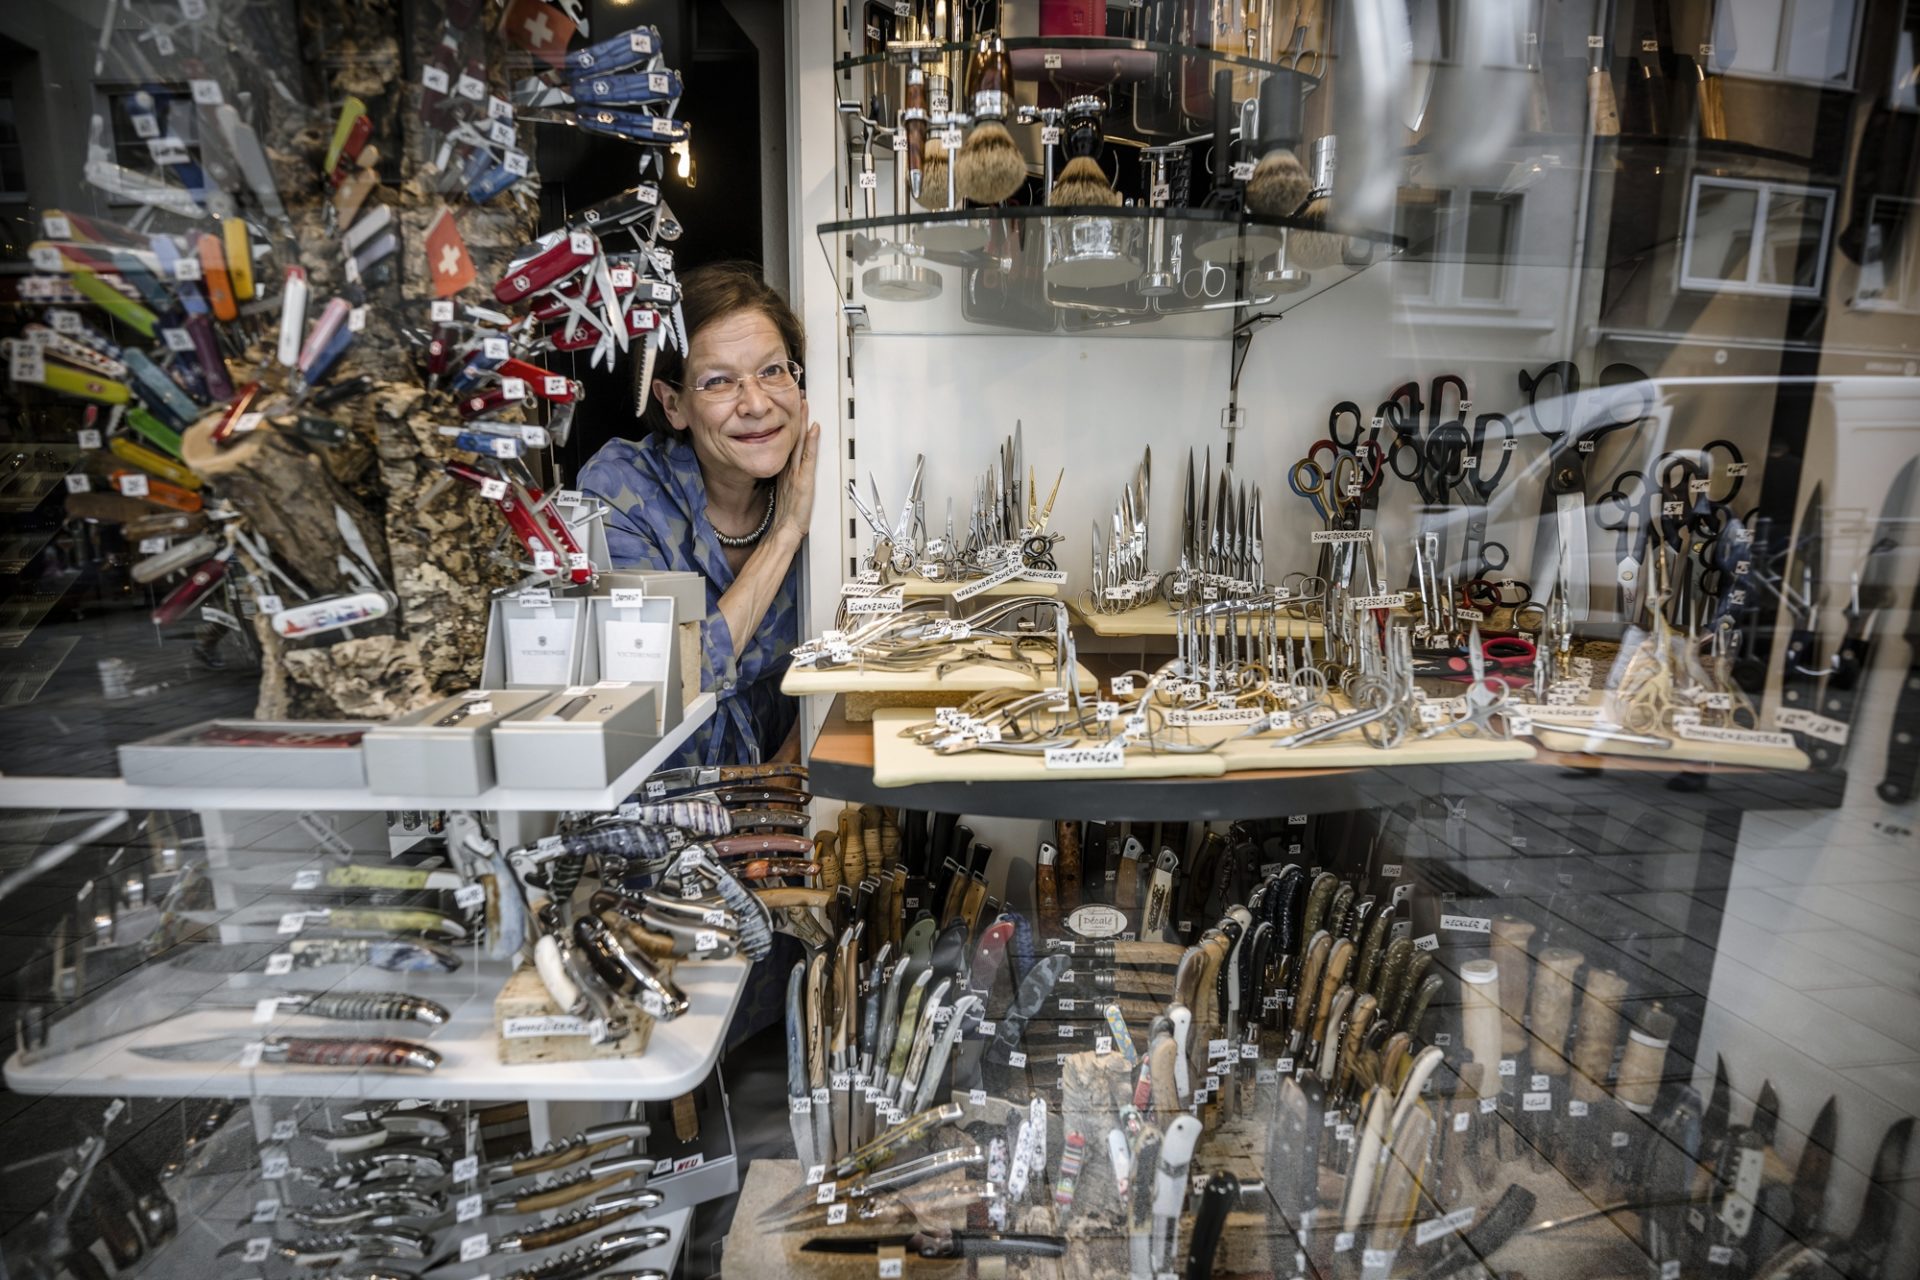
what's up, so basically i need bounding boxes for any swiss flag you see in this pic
[501,0,576,69]
[425,206,475,298]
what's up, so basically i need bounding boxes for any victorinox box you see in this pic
[361,690,552,796]
[491,684,659,790]
[590,571,703,732]
[118,720,374,789]
[481,594,588,688]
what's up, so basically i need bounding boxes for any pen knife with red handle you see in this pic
[151,550,232,625]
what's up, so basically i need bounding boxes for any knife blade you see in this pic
[1842,1116,1913,1279]
[787,960,820,1171]
[800,1228,1066,1259]
[1813,457,1914,768]
[1788,1096,1837,1238]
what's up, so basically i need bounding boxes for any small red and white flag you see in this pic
[500,0,577,69]
[424,206,475,298]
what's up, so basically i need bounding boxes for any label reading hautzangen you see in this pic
[1044,742,1125,770]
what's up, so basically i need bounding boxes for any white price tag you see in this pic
[454,1155,479,1182]
[479,478,509,501]
[277,911,306,935]
[161,327,195,352]
[432,300,456,322]
[460,1234,490,1262]
[816,1180,838,1204]
[270,1118,296,1141]
[252,998,281,1024]
[457,1193,483,1222]
[251,1197,280,1222]
[1531,1074,1550,1092]
[1498,1059,1518,1077]
[1480,1096,1498,1114]
[42,214,71,239]
[259,1148,288,1178]
[264,952,294,975]
[1008,1051,1028,1068]
[117,473,150,498]
[1453,1111,1471,1133]
[454,883,487,909]
[1569,1100,1589,1117]
[423,66,450,94]
[63,473,89,494]
[827,1202,849,1225]
[1523,1092,1552,1112]
[880,1260,904,1278]
[243,1238,271,1263]
[173,257,202,282]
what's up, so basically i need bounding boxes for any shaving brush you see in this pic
[956,32,1028,204]
[1048,96,1119,207]
[1289,135,1344,269]
[1246,67,1310,219]
[917,136,952,211]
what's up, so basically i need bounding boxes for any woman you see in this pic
[579,262,820,767]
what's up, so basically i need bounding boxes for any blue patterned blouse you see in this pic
[578,432,800,768]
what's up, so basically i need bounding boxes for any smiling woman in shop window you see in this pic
[579,262,820,767]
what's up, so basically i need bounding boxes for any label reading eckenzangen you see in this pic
[501,1015,591,1038]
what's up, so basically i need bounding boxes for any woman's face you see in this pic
[653,309,802,484]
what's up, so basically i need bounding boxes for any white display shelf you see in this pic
[3,953,749,1103]
[0,692,716,813]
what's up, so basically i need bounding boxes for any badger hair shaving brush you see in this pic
[956,32,1028,204]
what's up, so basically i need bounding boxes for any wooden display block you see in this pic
[1073,597,1326,639]
[867,707,1226,787]
[493,963,653,1064]
[783,655,1099,723]
[1530,719,1809,770]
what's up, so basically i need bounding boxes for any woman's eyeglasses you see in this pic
[681,360,804,403]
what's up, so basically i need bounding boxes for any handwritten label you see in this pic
[501,1015,591,1038]
[1311,529,1375,543]
[1044,742,1125,770]
[1440,914,1491,934]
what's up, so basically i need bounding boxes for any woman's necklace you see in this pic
[712,486,776,548]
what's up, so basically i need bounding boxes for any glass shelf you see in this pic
[833,35,1319,86]
[818,205,1396,339]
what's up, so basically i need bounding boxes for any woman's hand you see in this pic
[775,419,821,542]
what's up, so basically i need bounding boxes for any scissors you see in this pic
[1525,361,1654,619]
[1289,443,1373,528]
[1412,633,1536,682]
[1596,468,1654,625]
[1272,13,1324,77]
[1384,374,1470,570]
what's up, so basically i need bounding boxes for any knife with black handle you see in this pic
[1184,1171,1238,1280]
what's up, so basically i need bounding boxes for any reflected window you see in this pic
[1711,0,1859,88]
[1393,187,1521,308]
[1680,176,1833,298]
[99,84,201,196]
[1853,195,1920,308]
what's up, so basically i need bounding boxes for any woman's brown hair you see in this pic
[636,262,805,431]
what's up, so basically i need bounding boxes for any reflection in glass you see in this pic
[1691,183,1759,283]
